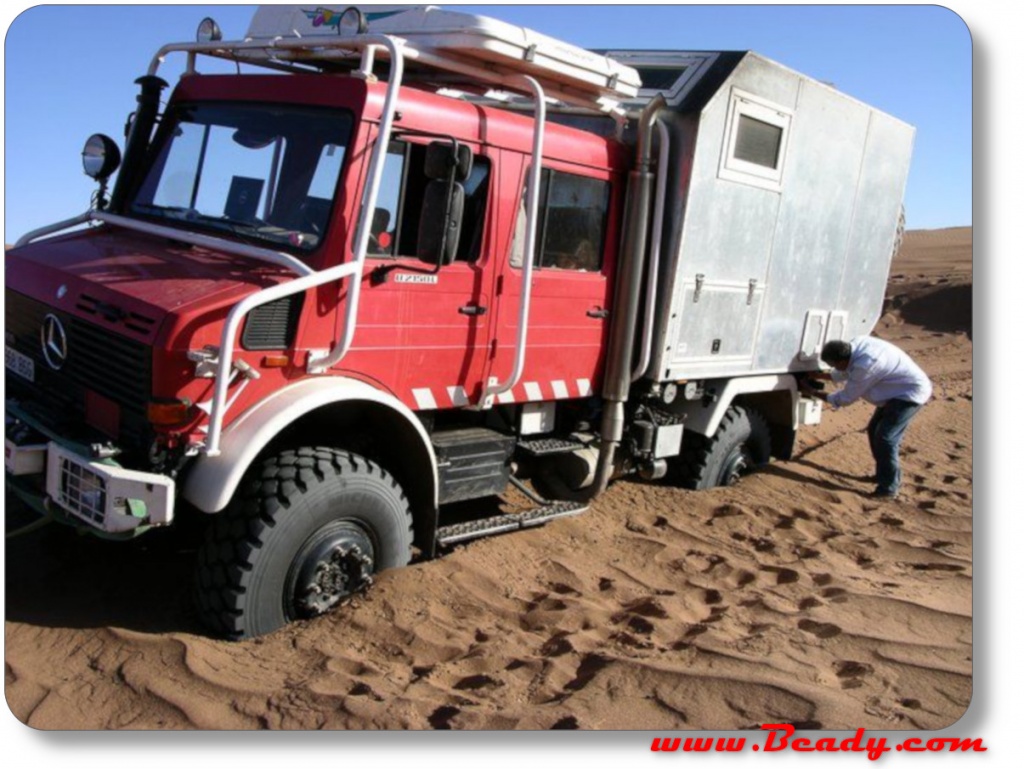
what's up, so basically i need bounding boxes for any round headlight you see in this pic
[197,17,222,43]
[82,134,122,181]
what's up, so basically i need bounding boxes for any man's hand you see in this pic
[807,370,832,381]
[799,382,828,401]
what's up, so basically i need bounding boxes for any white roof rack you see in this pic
[241,5,640,111]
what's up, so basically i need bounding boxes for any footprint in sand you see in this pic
[349,682,384,701]
[798,619,843,639]
[684,624,709,639]
[833,660,874,689]
[612,614,654,635]
[527,593,569,612]
[761,566,800,585]
[705,606,728,624]
[454,674,503,691]
[904,562,966,572]
[551,715,580,729]
[560,654,611,696]
[429,705,461,729]
[799,597,823,610]
[549,582,582,597]
[735,570,757,588]
[541,632,575,657]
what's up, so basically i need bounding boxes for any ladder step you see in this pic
[517,437,587,457]
[437,501,589,547]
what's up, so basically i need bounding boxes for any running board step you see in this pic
[516,437,587,457]
[437,502,589,547]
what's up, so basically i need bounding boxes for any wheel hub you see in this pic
[290,524,375,618]
[720,448,750,486]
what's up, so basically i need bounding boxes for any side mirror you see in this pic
[423,141,472,183]
[417,141,471,266]
[82,134,122,181]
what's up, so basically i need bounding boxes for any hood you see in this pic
[5,225,295,346]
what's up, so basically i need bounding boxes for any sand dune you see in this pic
[4,228,972,730]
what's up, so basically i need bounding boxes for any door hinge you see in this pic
[747,278,758,306]
[693,273,705,303]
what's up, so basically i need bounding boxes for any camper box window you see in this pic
[719,89,792,191]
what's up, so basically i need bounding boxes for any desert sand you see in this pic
[4,227,972,731]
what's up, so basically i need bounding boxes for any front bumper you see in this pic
[6,427,174,535]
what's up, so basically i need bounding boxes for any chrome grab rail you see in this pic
[481,75,546,406]
[204,260,363,455]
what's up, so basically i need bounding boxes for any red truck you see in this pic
[5,6,913,638]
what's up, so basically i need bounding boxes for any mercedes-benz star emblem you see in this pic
[40,314,69,370]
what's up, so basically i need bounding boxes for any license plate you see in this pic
[5,345,35,383]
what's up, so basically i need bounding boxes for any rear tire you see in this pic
[675,405,771,490]
[195,448,413,639]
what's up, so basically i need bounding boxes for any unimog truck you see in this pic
[5,5,913,638]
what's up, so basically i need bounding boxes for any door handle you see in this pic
[459,304,488,316]
[586,307,610,319]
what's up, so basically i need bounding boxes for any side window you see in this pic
[367,140,490,262]
[510,168,610,272]
[366,141,407,256]
[718,88,792,191]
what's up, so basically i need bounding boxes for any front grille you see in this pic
[5,289,153,452]
[75,294,157,337]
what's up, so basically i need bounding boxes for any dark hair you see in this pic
[821,340,852,366]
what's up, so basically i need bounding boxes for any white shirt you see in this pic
[827,336,933,408]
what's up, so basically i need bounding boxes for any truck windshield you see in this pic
[130,103,353,254]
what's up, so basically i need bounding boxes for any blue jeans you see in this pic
[867,399,923,495]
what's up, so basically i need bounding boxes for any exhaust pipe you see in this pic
[584,95,666,499]
[109,75,168,213]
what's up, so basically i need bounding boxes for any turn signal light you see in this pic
[147,399,194,427]
[262,354,289,368]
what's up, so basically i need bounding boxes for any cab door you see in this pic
[351,138,499,410]
[489,159,619,405]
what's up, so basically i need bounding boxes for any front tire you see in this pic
[675,405,771,490]
[195,448,413,639]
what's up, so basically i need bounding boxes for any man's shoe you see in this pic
[869,489,898,499]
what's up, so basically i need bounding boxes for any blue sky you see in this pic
[2,4,970,243]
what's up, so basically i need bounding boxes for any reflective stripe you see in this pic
[412,388,438,410]
[447,386,470,407]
